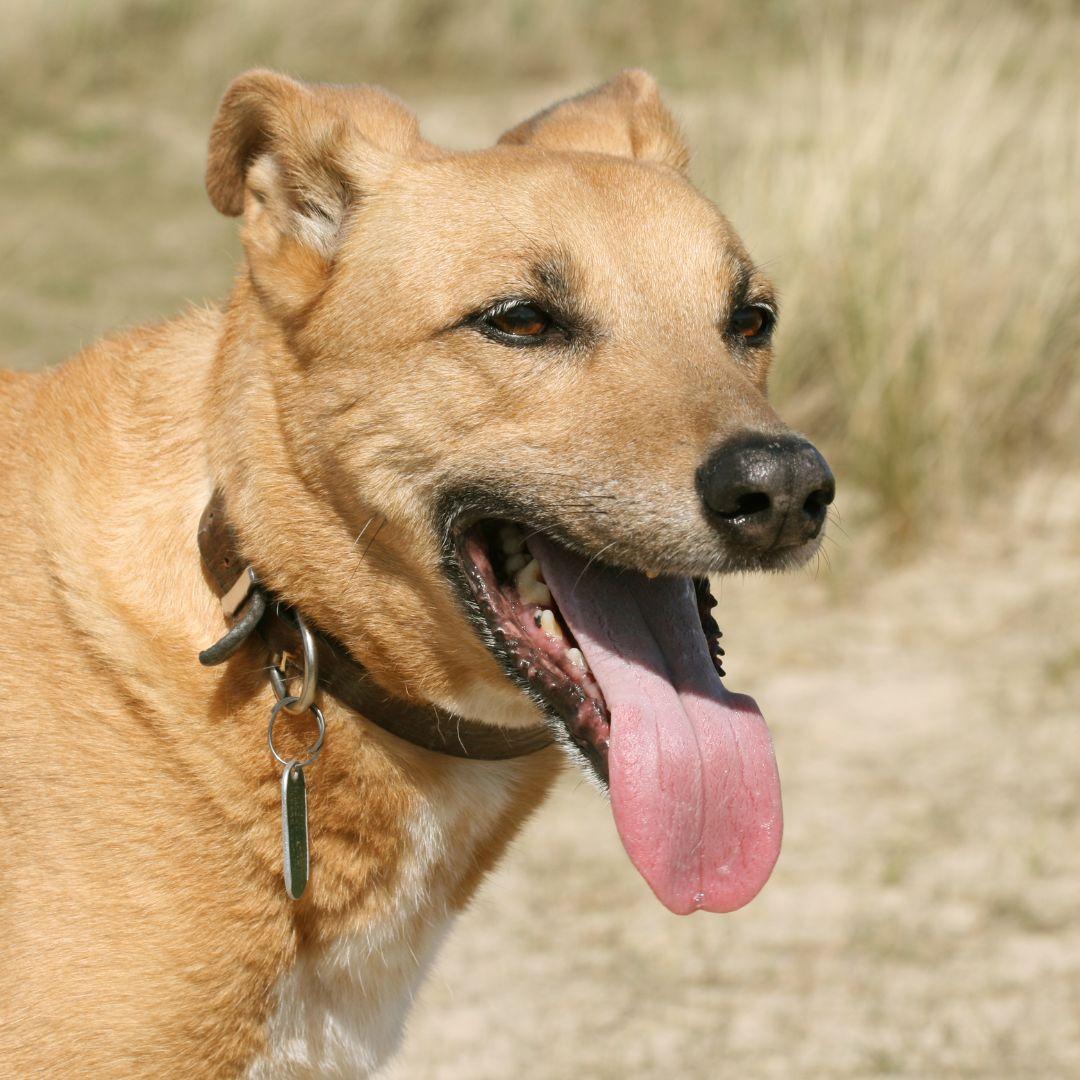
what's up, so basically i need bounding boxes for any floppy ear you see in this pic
[498,69,689,174]
[206,69,423,319]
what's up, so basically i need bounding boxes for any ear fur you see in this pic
[498,69,689,174]
[206,70,425,318]
[207,69,423,217]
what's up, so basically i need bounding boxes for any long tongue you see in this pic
[528,538,782,914]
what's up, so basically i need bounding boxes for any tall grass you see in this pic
[1,0,1076,544]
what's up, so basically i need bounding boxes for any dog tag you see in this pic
[281,761,309,900]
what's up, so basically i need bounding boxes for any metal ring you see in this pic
[268,695,326,769]
[269,612,319,714]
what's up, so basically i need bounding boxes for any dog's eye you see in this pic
[730,305,775,345]
[482,302,553,341]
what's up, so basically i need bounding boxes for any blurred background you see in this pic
[3,1,1077,1075]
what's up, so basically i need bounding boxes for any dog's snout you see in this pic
[697,433,835,550]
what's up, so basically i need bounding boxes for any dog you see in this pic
[0,69,833,1076]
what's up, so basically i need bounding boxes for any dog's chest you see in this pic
[246,761,523,1078]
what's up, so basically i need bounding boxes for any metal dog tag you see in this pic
[281,762,309,900]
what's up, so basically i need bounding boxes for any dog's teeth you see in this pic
[539,609,564,642]
[499,525,525,555]
[504,553,526,574]
[515,559,551,605]
[567,647,588,672]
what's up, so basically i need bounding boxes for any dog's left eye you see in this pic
[730,305,775,345]
[482,302,554,342]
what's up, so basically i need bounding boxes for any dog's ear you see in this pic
[206,70,423,318]
[498,69,689,174]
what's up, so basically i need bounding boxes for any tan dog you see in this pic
[0,70,833,1076]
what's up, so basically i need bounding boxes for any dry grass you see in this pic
[3,2,1079,1077]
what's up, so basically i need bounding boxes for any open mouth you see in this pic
[450,518,784,914]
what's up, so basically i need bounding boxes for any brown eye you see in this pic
[730,305,774,343]
[485,302,552,340]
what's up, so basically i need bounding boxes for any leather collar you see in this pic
[196,491,553,761]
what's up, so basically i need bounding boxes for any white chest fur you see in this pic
[246,759,522,1078]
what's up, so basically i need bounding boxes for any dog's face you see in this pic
[316,150,787,569]
[209,70,834,911]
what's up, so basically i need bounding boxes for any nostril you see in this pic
[802,487,831,520]
[796,448,835,523]
[734,491,771,518]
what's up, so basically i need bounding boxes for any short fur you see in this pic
[0,70,802,1076]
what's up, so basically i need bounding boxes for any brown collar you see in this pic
[196,491,553,761]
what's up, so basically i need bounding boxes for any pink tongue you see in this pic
[528,538,782,914]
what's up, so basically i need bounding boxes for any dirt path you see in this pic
[390,484,1079,1078]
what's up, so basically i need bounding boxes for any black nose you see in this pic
[697,432,835,550]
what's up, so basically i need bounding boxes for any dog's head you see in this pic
[206,70,834,914]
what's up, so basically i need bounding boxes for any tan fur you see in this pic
[0,70,796,1076]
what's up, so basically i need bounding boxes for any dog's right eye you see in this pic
[478,302,556,345]
[729,304,775,346]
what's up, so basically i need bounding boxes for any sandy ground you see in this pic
[389,481,1080,1079]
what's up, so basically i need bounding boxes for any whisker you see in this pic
[345,516,386,585]
[349,516,376,552]
[816,546,834,575]
[572,540,619,594]
[826,507,851,540]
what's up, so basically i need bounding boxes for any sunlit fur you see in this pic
[0,68,820,1075]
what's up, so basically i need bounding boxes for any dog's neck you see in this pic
[203,286,563,1071]
[204,277,547,732]
[203,292,560,877]
[196,489,553,760]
